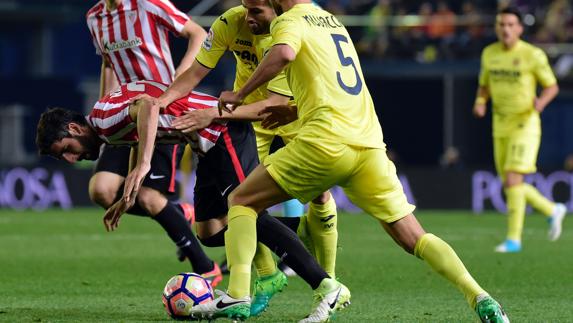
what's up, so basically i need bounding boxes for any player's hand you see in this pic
[534,98,545,113]
[130,93,156,105]
[473,104,487,118]
[218,91,243,116]
[123,163,151,205]
[103,199,131,231]
[172,109,217,133]
[260,105,298,129]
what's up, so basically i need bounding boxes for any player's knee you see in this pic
[227,190,246,207]
[312,191,331,204]
[504,172,524,187]
[88,179,116,209]
[136,187,167,215]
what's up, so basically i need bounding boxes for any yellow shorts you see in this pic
[263,138,415,223]
[254,122,297,163]
[494,132,540,177]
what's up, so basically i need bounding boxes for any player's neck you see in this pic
[283,0,311,11]
[501,39,520,51]
[105,0,120,11]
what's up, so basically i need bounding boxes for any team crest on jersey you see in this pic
[103,37,143,53]
[513,58,520,66]
[126,11,138,25]
[203,29,214,51]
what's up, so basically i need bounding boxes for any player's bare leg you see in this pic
[382,214,509,322]
[89,171,124,208]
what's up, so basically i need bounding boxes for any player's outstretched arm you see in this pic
[172,92,290,133]
[99,57,119,98]
[175,20,208,78]
[124,97,159,203]
[535,83,559,113]
[219,44,296,113]
[160,61,212,109]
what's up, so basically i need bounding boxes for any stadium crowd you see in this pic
[207,0,572,62]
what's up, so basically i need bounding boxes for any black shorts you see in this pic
[94,144,184,195]
[194,121,259,222]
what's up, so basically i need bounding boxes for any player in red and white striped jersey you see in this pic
[88,81,225,154]
[85,0,223,285]
[87,0,203,86]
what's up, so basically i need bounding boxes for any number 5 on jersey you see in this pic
[331,34,363,95]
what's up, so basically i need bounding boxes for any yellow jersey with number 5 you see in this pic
[270,3,384,148]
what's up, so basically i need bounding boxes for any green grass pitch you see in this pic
[0,209,571,322]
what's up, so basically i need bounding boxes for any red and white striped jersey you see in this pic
[86,0,190,85]
[87,81,225,153]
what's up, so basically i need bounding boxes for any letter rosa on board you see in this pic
[0,167,72,210]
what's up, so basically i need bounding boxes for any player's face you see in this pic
[243,0,276,35]
[50,124,101,164]
[495,14,523,48]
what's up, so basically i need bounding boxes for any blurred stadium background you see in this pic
[0,0,571,212]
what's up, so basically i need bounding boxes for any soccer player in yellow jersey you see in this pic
[191,0,510,322]
[474,7,566,253]
[153,0,339,318]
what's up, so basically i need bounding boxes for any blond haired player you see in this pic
[474,7,566,253]
[188,0,511,322]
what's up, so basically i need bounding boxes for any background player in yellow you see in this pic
[473,7,566,253]
[151,0,339,317]
[190,0,511,322]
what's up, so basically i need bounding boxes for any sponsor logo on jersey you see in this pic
[235,38,252,47]
[203,29,214,51]
[103,37,143,53]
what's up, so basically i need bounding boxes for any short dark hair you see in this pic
[498,7,523,24]
[36,107,86,156]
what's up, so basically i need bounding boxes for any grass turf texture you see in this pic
[0,209,570,322]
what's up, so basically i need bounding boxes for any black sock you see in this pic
[198,227,227,247]
[153,202,214,274]
[127,202,149,217]
[256,211,328,289]
[275,217,301,232]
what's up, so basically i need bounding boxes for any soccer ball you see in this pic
[162,272,214,319]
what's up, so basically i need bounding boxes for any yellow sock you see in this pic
[253,243,277,277]
[505,185,526,242]
[307,194,338,278]
[523,183,555,217]
[414,233,486,308]
[225,205,258,298]
[296,215,315,254]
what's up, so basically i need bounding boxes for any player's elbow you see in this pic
[552,84,560,95]
[183,21,207,41]
[274,44,296,63]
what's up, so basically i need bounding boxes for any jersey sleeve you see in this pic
[270,15,303,55]
[532,48,557,88]
[142,0,190,36]
[195,15,231,69]
[478,49,489,86]
[267,71,292,97]
[86,17,102,56]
